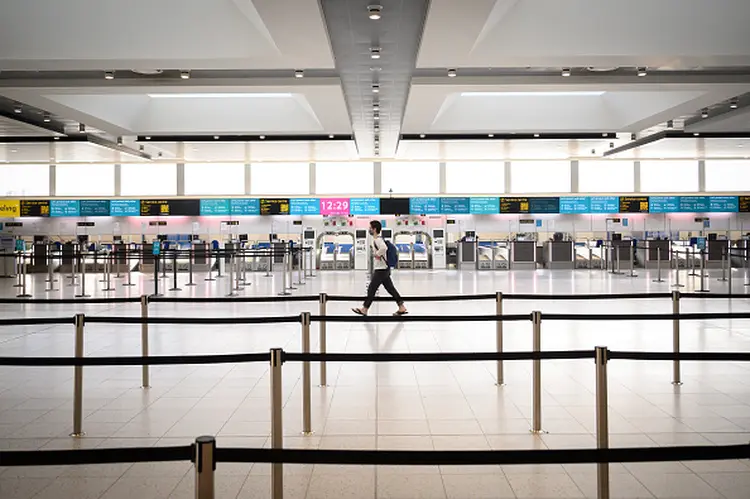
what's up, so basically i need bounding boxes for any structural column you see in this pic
[504,161,511,194]
[570,160,579,193]
[439,161,447,194]
[374,161,382,194]
[634,161,641,192]
[309,162,316,195]
[698,160,706,192]
[176,142,185,196]
[48,142,56,196]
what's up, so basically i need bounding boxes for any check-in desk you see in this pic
[543,241,574,269]
[638,239,670,269]
[511,240,536,270]
[706,239,729,269]
[731,240,748,268]
[191,242,210,272]
[608,240,634,271]
[457,241,477,269]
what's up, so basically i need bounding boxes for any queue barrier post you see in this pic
[16,255,31,298]
[595,346,610,499]
[76,253,90,298]
[270,348,284,499]
[287,245,296,292]
[205,251,216,282]
[672,251,684,289]
[123,252,135,287]
[226,255,237,297]
[186,248,196,287]
[718,247,728,282]
[495,291,505,386]
[697,250,709,293]
[278,251,291,296]
[728,251,733,295]
[71,313,86,437]
[319,293,328,386]
[301,312,313,435]
[629,243,637,278]
[194,435,216,499]
[103,252,116,292]
[653,247,664,283]
[141,295,151,388]
[672,291,682,385]
[170,252,182,292]
[531,311,544,433]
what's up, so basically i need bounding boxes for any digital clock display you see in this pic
[319,198,350,215]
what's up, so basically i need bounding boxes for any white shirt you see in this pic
[371,236,389,271]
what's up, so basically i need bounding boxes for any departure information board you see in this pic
[409,197,440,215]
[649,196,680,213]
[141,199,200,216]
[319,198,349,215]
[349,198,380,215]
[260,198,290,215]
[529,197,560,214]
[290,198,320,215]
[708,196,739,212]
[469,197,500,214]
[500,197,530,213]
[20,200,50,217]
[110,200,140,216]
[80,200,110,217]
[590,196,620,213]
[380,198,410,215]
[559,197,590,214]
[200,199,230,216]
[678,196,710,212]
[739,196,750,213]
[230,198,260,215]
[440,197,470,214]
[50,200,80,217]
[619,196,649,213]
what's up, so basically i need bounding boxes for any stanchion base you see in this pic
[301,431,315,436]
[529,429,548,435]
[12,284,23,288]
[287,286,298,291]
[295,281,305,286]
[318,384,329,388]
[672,381,683,386]
[151,293,164,298]
[694,289,710,293]
[671,284,685,288]
[169,287,183,292]
[629,273,638,278]
[185,283,197,287]
[226,292,239,297]
[278,291,292,296]
[74,294,91,298]
[103,288,116,292]
[652,279,665,283]
[204,277,216,282]
[16,294,32,298]
[495,382,506,387]
[69,432,86,438]
[45,288,58,292]
[717,278,728,282]
[45,279,58,283]
[122,283,136,287]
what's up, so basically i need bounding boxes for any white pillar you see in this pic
[504,161,511,194]
[570,160,579,193]
[439,161,447,194]
[309,162,316,195]
[634,161,641,192]
[374,161,382,194]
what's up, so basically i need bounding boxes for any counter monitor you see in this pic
[380,198,410,215]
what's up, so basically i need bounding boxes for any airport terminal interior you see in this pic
[1,1,750,498]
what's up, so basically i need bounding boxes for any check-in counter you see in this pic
[706,239,729,269]
[543,241,574,269]
[638,240,670,269]
[608,240,634,271]
[511,240,536,270]
[731,240,748,268]
[458,241,477,269]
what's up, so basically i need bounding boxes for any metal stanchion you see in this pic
[233,254,243,292]
[75,253,90,298]
[652,247,664,283]
[161,251,168,278]
[689,247,699,276]
[745,247,750,286]
[696,249,709,293]
[495,291,505,386]
[16,255,31,298]
[216,250,224,279]
[71,313,86,437]
[265,248,273,278]
[270,348,283,499]
[194,436,215,499]
[286,246,297,292]
[531,311,543,433]
[295,248,305,286]
[205,251,216,282]
[319,293,328,386]
[13,252,23,288]
[672,251,684,288]
[672,291,682,385]
[169,252,182,292]
[728,252,733,296]
[96,251,105,282]
[595,346,610,499]
[114,249,122,279]
[141,295,150,388]
[226,255,238,297]
[309,247,316,278]
[718,247,728,282]
[103,252,116,292]
[301,312,313,434]
[123,252,135,287]
[153,254,162,297]
[68,250,77,284]
[277,251,291,296]
[45,254,58,292]
[629,243,637,278]
[186,248,196,287]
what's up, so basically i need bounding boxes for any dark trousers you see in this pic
[364,269,403,308]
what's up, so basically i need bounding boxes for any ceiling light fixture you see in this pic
[667,120,674,128]
[372,84,380,93]
[117,137,123,146]
[694,132,700,136]
[637,67,647,77]
[534,133,540,138]
[104,70,115,80]
[295,70,304,78]
[328,134,334,139]
[419,134,425,138]
[561,67,571,77]
[602,133,608,137]
[701,108,709,118]
[368,4,382,19]
[370,47,381,59]
[631,133,636,140]
[79,123,86,133]
[180,70,191,80]
[488,133,494,138]
[730,98,739,109]
[54,137,60,140]
[213,135,220,140]
[448,68,457,78]
[373,113,380,120]
[259,135,266,140]
[373,103,380,111]
[43,112,51,123]
[13,105,21,114]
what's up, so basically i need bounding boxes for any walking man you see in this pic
[352,220,408,316]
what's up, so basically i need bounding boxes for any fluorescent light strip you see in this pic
[461,91,605,97]
[148,93,293,99]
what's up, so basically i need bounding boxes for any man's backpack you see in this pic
[385,240,399,268]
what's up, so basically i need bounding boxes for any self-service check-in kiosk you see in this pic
[354,229,369,270]
[303,228,317,270]
[458,231,477,270]
[432,228,446,269]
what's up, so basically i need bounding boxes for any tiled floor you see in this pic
[1,267,750,498]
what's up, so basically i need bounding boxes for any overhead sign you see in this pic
[619,196,649,213]
[110,199,140,216]
[590,196,620,213]
[260,198,290,215]
[319,198,350,216]
[141,199,200,216]
[80,200,111,217]
[500,197,530,213]
[649,196,680,213]
[678,196,710,212]
[199,199,230,216]
[409,197,440,215]
[291,198,321,215]
[708,196,738,212]
[50,200,80,217]
[440,197,470,214]
[559,196,590,214]
[529,197,560,214]
[469,197,500,214]
[0,200,20,218]
[230,198,260,215]
[349,197,380,215]
[20,200,50,217]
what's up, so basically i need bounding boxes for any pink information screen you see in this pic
[320,198,350,215]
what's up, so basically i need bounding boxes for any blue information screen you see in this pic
[290,198,321,215]
[469,197,500,214]
[50,200,80,217]
[649,196,680,213]
[80,200,110,217]
[230,198,260,215]
[529,197,560,214]
[590,196,620,213]
[200,199,230,216]
[560,196,591,214]
[409,197,440,214]
[708,196,739,212]
[110,200,140,216]
[349,198,380,215]
[440,197,470,214]
[678,196,710,212]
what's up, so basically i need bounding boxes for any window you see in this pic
[640,160,698,193]
[705,160,750,192]
[445,162,504,194]
[185,163,244,195]
[56,164,115,196]
[510,161,571,194]
[0,164,49,196]
[578,161,634,193]
[251,162,309,195]
[381,162,439,194]
[316,162,374,194]
[120,164,177,196]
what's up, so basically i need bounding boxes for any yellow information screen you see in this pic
[260,198,290,215]
[20,200,50,217]
[619,196,649,213]
[0,200,20,218]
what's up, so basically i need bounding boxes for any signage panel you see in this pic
[80,200,111,217]
[349,197,380,215]
[619,196,649,213]
[199,199,230,216]
[529,197,560,214]
[708,196,739,212]
[559,196,591,214]
[739,196,750,213]
[230,198,260,215]
[290,198,321,215]
[110,200,140,216]
[260,198,290,215]
[380,198,410,215]
[440,197,470,214]
[319,198,349,215]
[140,200,170,216]
[50,200,80,217]
[0,200,20,218]
[649,196,680,213]
[678,196,710,212]
[590,196,620,213]
[141,199,200,216]
[500,197,530,213]
[469,197,500,214]
[409,197,440,215]
[20,200,50,217]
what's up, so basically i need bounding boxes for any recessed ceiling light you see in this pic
[145,136,151,140]
[637,67,647,77]
[13,105,22,114]
[10,149,17,153]
[53,137,60,140]
[180,70,191,80]
[534,133,540,138]
[328,134,335,139]
[667,120,674,128]
[447,69,457,78]
[561,68,571,77]
[631,133,636,140]
[373,113,380,120]
[295,70,304,78]
[43,112,51,123]
[370,47,381,59]
[259,135,266,140]
[117,137,123,145]
[372,84,380,93]
[694,132,700,136]
[158,152,163,158]
[79,123,86,133]
[368,5,382,19]
[488,134,494,138]
[104,70,115,80]
[730,98,739,109]
[213,135,219,140]
[701,108,709,118]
